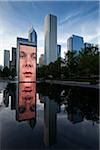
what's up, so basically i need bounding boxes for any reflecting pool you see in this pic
[0,82,99,149]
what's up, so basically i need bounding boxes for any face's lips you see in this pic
[23,89,32,92]
[23,72,33,78]
[23,72,32,74]
[23,86,33,92]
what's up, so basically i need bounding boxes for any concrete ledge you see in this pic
[45,80,99,89]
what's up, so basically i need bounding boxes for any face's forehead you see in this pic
[20,44,36,54]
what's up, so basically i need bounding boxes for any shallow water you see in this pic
[0,82,99,149]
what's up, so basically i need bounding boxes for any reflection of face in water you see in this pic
[18,83,36,121]
[19,44,36,82]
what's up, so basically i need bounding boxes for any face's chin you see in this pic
[21,77,33,82]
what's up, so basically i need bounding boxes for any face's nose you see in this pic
[25,55,33,67]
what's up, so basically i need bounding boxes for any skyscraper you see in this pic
[28,27,37,46]
[10,47,16,70]
[67,35,84,52]
[44,14,57,65]
[4,50,10,68]
[57,44,61,58]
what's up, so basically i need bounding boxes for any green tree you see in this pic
[10,68,16,79]
[65,50,78,78]
[37,65,47,78]
[2,66,10,77]
[78,46,99,78]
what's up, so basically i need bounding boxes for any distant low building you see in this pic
[61,58,66,67]
[0,65,4,70]
[84,42,93,50]
[39,54,45,67]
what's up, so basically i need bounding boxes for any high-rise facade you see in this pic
[44,14,57,65]
[67,35,84,52]
[10,47,16,69]
[28,27,37,46]
[57,45,61,58]
[4,50,10,68]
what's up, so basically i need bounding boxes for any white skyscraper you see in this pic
[44,14,57,65]
[4,50,10,68]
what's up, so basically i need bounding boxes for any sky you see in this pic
[0,0,99,66]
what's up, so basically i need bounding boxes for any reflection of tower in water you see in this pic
[3,89,9,107]
[44,96,57,146]
[3,83,16,109]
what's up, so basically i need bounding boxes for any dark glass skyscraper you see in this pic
[4,50,10,68]
[28,27,37,46]
[67,35,84,52]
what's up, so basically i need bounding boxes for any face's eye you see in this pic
[20,51,26,58]
[31,53,36,60]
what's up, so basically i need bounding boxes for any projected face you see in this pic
[17,82,36,121]
[19,44,36,82]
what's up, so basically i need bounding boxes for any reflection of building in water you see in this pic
[44,96,57,146]
[67,109,83,124]
[3,90,9,107]
[27,118,36,129]
[57,104,61,113]
[10,91,16,110]
[16,82,36,122]
[39,94,45,103]
[0,90,5,111]
[3,84,16,110]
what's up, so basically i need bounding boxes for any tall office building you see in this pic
[4,50,10,68]
[67,35,84,52]
[10,47,16,69]
[44,14,57,65]
[28,27,37,46]
[57,44,61,58]
[12,47,16,62]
